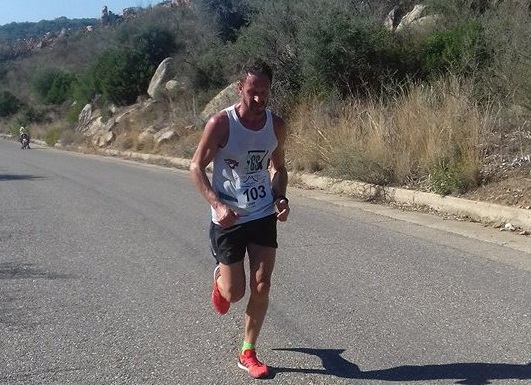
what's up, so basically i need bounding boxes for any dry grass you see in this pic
[287,77,491,194]
[17,73,490,197]
[109,96,201,158]
[156,124,202,159]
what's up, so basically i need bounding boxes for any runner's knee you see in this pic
[251,280,271,298]
[223,284,245,303]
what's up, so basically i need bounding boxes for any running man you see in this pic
[190,59,290,379]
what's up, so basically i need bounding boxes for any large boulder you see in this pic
[77,104,93,132]
[165,79,186,98]
[395,4,440,32]
[199,82,239,123]
[82,114,116,147]
[84,117,105,136]
[384,6,403,31]
[154,126,178,147]
[137,126,157,151]
[166,79,179,92]
[148,57,175,100]
[92,130,115,148]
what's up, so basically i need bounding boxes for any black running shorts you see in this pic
[209,214,278,265]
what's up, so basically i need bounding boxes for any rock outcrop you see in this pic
[385,3,441,33]
[77,104,93,132]
[395,4,439,32]
[153,126,178,146]
[148,58,176,100]
[199,82,239,123]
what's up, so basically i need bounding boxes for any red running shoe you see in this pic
[212,265,230,315]
[237,349,269,379]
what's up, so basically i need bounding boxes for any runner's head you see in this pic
[237,59,273,114]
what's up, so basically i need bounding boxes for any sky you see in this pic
[0,0,154,26]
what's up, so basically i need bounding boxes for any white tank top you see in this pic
[211,105,278,225]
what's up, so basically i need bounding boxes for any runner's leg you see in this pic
[244,244,276,345]
[217,261,246,303]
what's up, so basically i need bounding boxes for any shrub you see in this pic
[479,2,531,111]
[430,158,464,195]
[65,102,85,125]
[45,127,61,146]
[47,72,76,104]
[229,0,306,113]
[0,90,22,117]
[89,24,181,107]
[188,47,228,92]
[299,6,403,98]
[32,68,76,104]
[32,68,60,102]
[92,48,152,106]
[421,20,490,78]
[198,0,252,42]
[134,26,179,66]
[18,106,48,125]
[71,72,97,107]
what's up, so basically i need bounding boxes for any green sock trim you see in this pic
[241,342,255,352]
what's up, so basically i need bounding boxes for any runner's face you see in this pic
[239,73,271,114]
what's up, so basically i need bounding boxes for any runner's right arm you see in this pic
[190,113,238,228]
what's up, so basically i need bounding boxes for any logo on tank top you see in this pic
[245,150,269,174]
[224,158,239,169]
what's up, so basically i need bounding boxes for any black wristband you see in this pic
[275,195,289,204]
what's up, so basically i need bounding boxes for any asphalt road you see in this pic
[1,139,530,385]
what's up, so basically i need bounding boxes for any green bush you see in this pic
[479,2,531,111]
[299,7,403,98]
[8,125,17,137]
[134,26,180,66]
[229,0,306,110]
[65,102,85,125]
[71,72,97,107]
[429,156,478,196]
[189,47,229,92]
[86,25,181,107]
[0,90,22,117]
[18,106,48,125]
[47,72,77,104]
[32,68,60,102]
[198,0,252,42]
[45,127,61,147]
[421,21,490,78]
[92,48,152,106]
[32,68,76,104]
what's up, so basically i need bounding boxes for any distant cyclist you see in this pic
[19,126,31,149]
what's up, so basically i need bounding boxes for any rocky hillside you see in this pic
[1,0,530,211]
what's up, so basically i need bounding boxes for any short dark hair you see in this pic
[239,59,273,83]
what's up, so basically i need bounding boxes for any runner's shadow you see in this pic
[0,174,45,181]
[0,262,74,280]
[271,348,531,385]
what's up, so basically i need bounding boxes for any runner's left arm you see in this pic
[270,115,289,221]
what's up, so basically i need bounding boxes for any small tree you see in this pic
[0,90,22,117]
[134,26,179,66]
[198,0,251,42]
[421,21,490,79]
[47,72,77,104]
[92,48,152,106]
[300,8,402,98]
[32,68,76,105]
